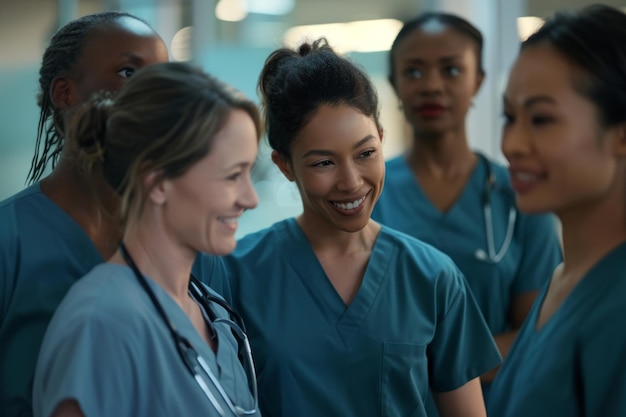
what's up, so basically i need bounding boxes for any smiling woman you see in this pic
[31,61,261,417]
[371,13,562,410]
[223,37,501,417]
[489,5,626,417]
[0,12,172,417]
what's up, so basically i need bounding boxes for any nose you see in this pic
[336,161,363,192]
[420,70,444,95]
[239,175,259,210]
[501,119,531,163]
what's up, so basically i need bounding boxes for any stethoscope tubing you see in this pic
[477,153,517,264]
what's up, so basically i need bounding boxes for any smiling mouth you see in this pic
[331,194,367,210]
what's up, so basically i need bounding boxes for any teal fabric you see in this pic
[225,218,501,417]
[488,241,626,417]
[372,155,562,411]
[373,155,562,335]
[0,183,230,417]
[33,263,258,417]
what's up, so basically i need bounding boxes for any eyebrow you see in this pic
[301,135,377,159]
[503,95,557,109]
[223,161,254,172]
[403,54,463,65]
[118,52,145,64]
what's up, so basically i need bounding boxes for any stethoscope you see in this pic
[474,153,517,264]
[119,243,258,416]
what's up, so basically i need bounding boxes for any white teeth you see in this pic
[514,172,539,182]
[219,217,238,224]
[333,196,366,210]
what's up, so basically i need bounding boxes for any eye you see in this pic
[358,149,376,159]
[404,68,422,79]
[227,171,242,181]
[531,115,555,126]
[312,160,333,168]
[444,66,460,77]
[117,67,136,79]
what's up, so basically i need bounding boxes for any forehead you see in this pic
[506,44,583,104]
[395,24,478,61]
[81,17,165,55]
[294,104,378,152]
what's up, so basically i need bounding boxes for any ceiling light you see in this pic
[283,19,403,54]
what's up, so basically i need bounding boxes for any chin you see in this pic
[204,240,237,256]
[514,197,553,215]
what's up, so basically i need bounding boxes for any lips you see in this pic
[417,103,446,118]
[508,168,546,194]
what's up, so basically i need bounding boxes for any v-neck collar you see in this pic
[532,241,626,335]
[284,218,394,348]
[399,154,485,219]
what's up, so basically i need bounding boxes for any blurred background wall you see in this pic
[1,0,624,236]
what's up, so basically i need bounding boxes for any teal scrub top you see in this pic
[33,263,257,417]
[0,184,230,417]
[373,155,562,335]
[224,218,501,417]
[488,241,626,417]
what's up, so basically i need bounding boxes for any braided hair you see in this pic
[28,11,147,184]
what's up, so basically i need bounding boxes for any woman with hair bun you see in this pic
[33,62,261,417]
[224,38,501,417]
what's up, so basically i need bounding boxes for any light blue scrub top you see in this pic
[33,263,258,417]
[224,218,501,417]
[373,155,562,335]
[488,241,626,417]
[0,184,230,417]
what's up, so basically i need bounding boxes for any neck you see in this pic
[113,209,197,305]
[408,127,474,176]
[558,196,626,282]
[41,157,121,258]
[296,214,380,256]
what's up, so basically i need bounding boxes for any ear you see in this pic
[50,76,74,110]
[611,123,626,158]
[271,150,295,182]
[144,171,167,205]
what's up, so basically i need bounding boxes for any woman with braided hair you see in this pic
[0,12,226,417]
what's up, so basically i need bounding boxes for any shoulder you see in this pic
[231,218,294,258]
[384,155,410,176]
[378,226,462,282]
[0,184,42,234]
[56,264,149,330]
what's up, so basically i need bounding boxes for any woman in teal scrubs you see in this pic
[33,62,261,417]
[488,5,626,416]
[224,38,501,417]
[0,13,229,417]
[371,13,562,399]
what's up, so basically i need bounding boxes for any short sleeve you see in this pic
[33,314,139,417]
[192,253,232,304]
[512,213,562,295]
[428,266,502,392]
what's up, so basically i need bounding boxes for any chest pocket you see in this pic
[380,342,428,417]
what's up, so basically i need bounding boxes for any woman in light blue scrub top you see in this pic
[488,5,626,416]
[371,12,562,401]
[33,62,261,417]
[0,14,232,417]
[0,13,173,417]
[224,38,501,417]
